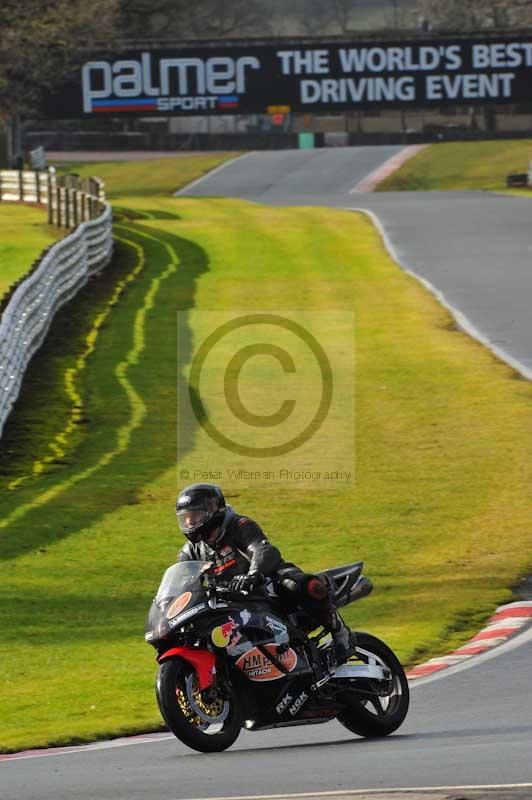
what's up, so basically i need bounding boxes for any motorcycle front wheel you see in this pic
[335,632,409,738]
[156,659,242,752]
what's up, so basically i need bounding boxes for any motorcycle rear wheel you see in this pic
[156,659,242,752]
[335,632,409,738]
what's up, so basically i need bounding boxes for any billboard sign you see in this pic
[44,36,532,117]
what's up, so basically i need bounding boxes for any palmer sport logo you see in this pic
[82,52,257,114]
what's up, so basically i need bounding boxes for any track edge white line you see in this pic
[174,151,255,196]
[177,783,532,800]
[349,206,532,382]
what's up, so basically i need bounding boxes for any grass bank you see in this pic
[376,139,532,192]
[0,204,62,299]
[1,158,532,752]
[58,153,237,199]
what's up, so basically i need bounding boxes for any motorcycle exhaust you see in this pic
[332,662,387,680]
[336,576,373,608]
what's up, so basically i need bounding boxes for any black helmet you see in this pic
[176,483,227,544]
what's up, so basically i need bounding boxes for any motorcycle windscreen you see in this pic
[147,561,211,641]
[155,561,211,604]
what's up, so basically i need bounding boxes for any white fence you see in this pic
[0,169,105,227]
[0,169,50,202]
[0,202,113,438]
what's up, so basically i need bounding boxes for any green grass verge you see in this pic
[377,138,532,192]
[0,204,62,300]
[57,153,238,199]
[1,158,532,752]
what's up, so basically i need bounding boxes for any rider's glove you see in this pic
[229,570,263,594]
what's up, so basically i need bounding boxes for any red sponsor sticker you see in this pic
[166,592,192,620]
[236,644,297,681]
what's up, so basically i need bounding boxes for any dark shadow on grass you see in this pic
[113,207,182,221]
[0,590,153,643]
[0,222,208,560]
[0,240,140,483]
[142,209,182,220]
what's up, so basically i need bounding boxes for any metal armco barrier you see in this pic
[0,169,105,227]
[0,200,113,438]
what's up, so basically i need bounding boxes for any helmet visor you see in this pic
[176,505,211,533]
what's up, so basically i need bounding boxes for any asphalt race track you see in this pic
[182,147,532,378]
[2,632,532,800]
[177,145,405,198]
[3,146,532,800]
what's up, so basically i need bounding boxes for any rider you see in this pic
[176,482,355,663]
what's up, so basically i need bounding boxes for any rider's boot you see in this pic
[330,611,356,665]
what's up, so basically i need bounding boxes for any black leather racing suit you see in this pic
[178,508,335,629]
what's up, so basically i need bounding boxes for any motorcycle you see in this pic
[145,560,409,752]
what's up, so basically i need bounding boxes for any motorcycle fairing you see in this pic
[206,605,290,652]
[157,645,217,690]
[206,607,315,684]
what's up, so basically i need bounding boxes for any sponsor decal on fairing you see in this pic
[266,615,288,635]
[166,592,192,619]
[275,693,293,714]
[240,609,251,625]
[288,690,309,716]
[236,644,298,681]
[211,617,239,647]
[167,603,207,627]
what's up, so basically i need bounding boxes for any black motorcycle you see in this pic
[145,560,409,752]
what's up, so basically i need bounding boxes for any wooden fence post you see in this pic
[65,187,71,228]
[56,186,62,227]
[72,190,79,227]
[1,168,104,228]
[47,172,54,224]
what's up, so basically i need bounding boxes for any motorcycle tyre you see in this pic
[336,632,409,738]
[156,658,242,752]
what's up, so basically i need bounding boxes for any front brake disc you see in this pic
[185,673,230,725]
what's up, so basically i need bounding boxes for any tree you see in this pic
[417,0,532,30]
[294,0,362,35]
[290,0,416,36]
[120,0,271,40]
[0,0,119,160]
[293,0,333,36]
